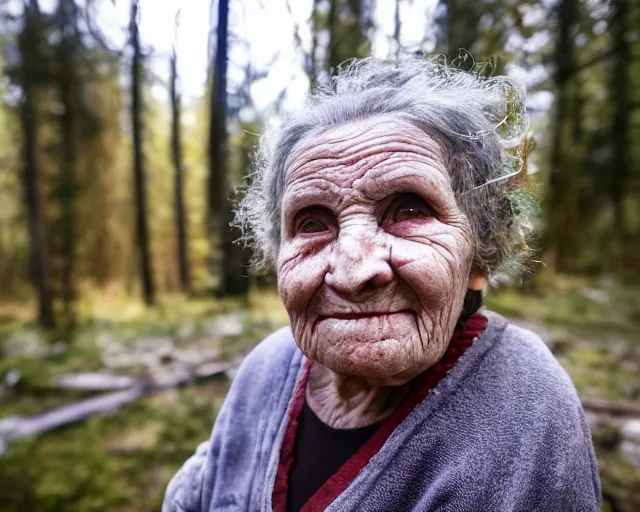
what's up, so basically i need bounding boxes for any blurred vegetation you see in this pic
[0,0,638,510]
[1,381,229,512]
[486,274,640,401]
[0,290,289,511]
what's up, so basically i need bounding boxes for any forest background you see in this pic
[0,0,639,510]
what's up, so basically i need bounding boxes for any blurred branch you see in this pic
[581,397,640,418]
[285,0,305,57]
[530,42,625,92]
[0,361,236,453]
[573,46,619,75]
[207,0,216,76]
[310,0,320,86]
[83,0,123,54]
[173,7,182,51]
[394,0,401,59]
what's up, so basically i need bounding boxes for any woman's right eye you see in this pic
[298,218,328,233]
[293,207,335,235]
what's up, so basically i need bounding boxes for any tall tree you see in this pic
[56,0,80,324]
[393,0,401,59]
[327,0,370,72]
[545,0,580,271]
[434,0,540,71]
[170,16,190,294]
[209,0,250,296]
[300,0,372,86]
[327,0,339,73]
[207,0,228,223]
[129,0,155,305]
[17,0,54,328]
[438,0,480,63]
[309,0,321,88]
[609,0,631,240]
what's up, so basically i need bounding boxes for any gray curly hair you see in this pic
[235,56,535,276]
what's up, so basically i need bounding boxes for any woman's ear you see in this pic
[468,273,487,291]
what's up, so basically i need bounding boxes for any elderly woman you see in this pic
[164,58,600,512]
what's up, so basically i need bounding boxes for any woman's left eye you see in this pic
[384,193,434,224]
[394,206,430,222]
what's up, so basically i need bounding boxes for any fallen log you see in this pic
[55,373,138,391]
[4,361,638,456]
[0,360,236,455]
[0,388,144,443]
[581,397,640,418]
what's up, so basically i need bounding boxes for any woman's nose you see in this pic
[325,231,393,296]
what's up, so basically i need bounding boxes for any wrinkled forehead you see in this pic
[283,114,448,189]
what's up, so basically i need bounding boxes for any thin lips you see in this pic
[319,310,410,320]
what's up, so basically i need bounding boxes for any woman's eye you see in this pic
[293,207,335,235]
[385,194,433,224]
[299,218,328,233]
[395,206,430,222]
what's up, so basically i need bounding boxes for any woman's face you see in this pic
[277,115,476,386]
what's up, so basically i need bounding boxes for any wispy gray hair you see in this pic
[235,56,535,276]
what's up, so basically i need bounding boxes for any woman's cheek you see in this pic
[277,242,330,313]
[390,240,452,304]
[390,233,472,308]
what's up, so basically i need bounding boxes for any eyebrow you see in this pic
[358,162,454,203]
[281,177,344,217]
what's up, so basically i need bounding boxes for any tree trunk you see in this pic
[57,0,78,326]
[445,0,480,63]
[170,48,190,294]
[20,0,54,329]
[393,0,401,59]
[609,0,630,240]
[544,0,580,272]
[221,142,252,297]
[20,77,54,329]
[215,0,249,296]
[130,0,155,306]
[207,0,228,224]
[327,0,339,73]
[325,0,369,75]
[309,0,320,89]
[347,0,367,49]
[209,0,249,296]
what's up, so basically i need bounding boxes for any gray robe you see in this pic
[163,311,601,511]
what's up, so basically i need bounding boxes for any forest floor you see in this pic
[0,276,638,511]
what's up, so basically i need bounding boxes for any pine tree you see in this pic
[129,0,155,305]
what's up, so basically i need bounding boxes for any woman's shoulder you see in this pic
[163,327,300,512]
[211,325,300,427]
[218,324,303,430]
[472,311,579,407]
[233,325,298,386]
[163,441,210,512]
[469,311,600,504]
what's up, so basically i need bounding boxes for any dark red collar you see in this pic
[272,313,488,512]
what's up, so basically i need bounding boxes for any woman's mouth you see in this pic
[318,310,411,321]
[314,309,411,326]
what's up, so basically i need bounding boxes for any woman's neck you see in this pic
[305,362,410,429]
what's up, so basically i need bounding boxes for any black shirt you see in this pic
[286,401,381,512]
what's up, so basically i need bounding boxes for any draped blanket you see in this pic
[163,311,601,512]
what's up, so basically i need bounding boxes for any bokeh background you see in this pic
[0,0,638,510]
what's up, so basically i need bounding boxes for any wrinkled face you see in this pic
[277,116,476,386]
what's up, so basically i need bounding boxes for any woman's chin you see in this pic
[316,338,420,385]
